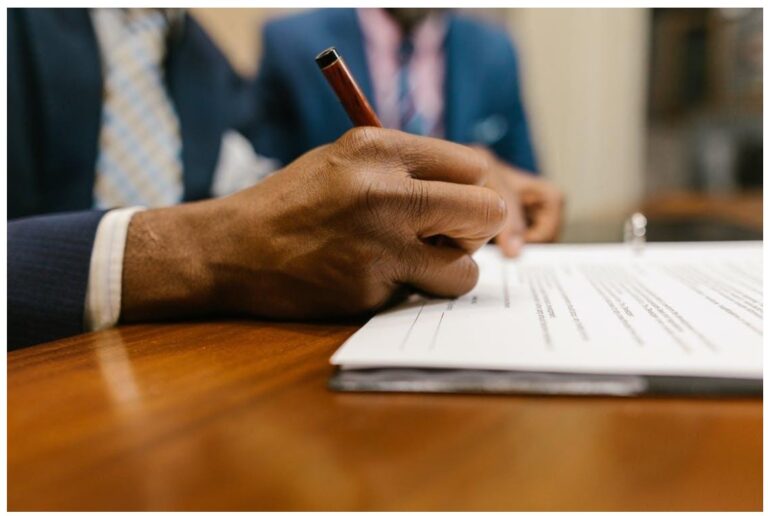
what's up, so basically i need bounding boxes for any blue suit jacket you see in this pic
[8,8,252,349]
[250,9,538,171]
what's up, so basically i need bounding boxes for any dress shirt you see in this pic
[356,9,447,137]
[84,206,145,330]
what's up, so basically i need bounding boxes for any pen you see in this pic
[316,47,450,249]
[315,47,382,128]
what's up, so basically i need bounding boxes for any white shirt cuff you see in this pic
[84,207,146,331]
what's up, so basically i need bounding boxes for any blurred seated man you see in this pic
[8,8,511,349]
[250,8,563,251]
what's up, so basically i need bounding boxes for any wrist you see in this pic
[120,200,223,322]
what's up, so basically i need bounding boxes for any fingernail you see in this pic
[507,236,524,256]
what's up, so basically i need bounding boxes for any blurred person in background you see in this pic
[251,8,564,249]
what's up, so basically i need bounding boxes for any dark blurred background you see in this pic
[642,8,762,242]
[647,8,762,193]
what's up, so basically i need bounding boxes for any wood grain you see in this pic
[641,189,763,231]
[8,321,762,510]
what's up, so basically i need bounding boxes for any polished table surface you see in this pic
[8,321,762,510]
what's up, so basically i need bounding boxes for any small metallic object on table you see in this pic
[624,212,647,255]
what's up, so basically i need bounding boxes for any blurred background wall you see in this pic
[193,7,762,240]
[507,9,649,227]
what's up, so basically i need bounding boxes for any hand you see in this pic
[478,148,564,257]
[121,128,507,322]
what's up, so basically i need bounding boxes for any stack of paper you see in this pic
[331,242,762,395]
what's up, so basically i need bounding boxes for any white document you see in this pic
[332,242,763,379]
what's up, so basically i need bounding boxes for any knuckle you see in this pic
[404,180,430,225]
[353,177,396,226]
[360,179,386,210]
[339,126,384,156]
[348,178,411,248]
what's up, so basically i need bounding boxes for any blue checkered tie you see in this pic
[92,9,183,209]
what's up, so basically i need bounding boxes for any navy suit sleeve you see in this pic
[8,210,106,350]
[490,34,538,173]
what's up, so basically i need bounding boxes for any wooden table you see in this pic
[8,321,762,511]
[641,190,763,232]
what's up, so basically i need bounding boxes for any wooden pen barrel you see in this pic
[316,47,382,128]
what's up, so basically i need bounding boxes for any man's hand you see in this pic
[479,148,564,257]
[121,128,507,322]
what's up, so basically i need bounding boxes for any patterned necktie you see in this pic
[397,38,427,136]
[92,9,183,209]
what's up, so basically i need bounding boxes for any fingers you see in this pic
[410,180,508,254]
[523,187,565,242]
[525,208,562,242]
[497,168,564,244]
[485,166,526,257]
[400,244,480,298]
[494,199,526,257]
[341,127,491,186]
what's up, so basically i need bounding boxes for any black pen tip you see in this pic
[315,47,340,69]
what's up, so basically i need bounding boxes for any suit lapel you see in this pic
[25,8,103,209]
[165,14,221,201]
[443,16,469,143]
[330,8,377,112]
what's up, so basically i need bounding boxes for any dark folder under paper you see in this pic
[329,368,762,397]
